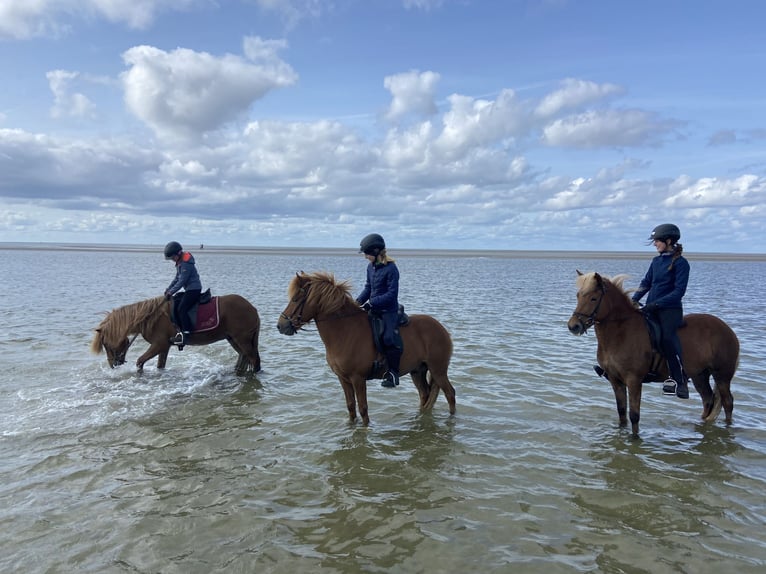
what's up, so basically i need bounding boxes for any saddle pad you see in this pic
[195,297,220,332]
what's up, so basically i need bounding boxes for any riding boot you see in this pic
[663,355,689,399]
[382,349,401,388]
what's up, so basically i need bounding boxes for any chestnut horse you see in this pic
[277,271,456,425]
[91,294,261,375]
[567,271,739,436]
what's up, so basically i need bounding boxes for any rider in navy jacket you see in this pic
[163,241,202,346]
[355,233,402,388]
[631,224,690,399]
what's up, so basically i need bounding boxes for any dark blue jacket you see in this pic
[632,250,689,309]
[356,260,399,313]
[166,252,202,295]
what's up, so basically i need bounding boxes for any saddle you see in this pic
[170,289,219,332]
[365,304,409,379]
[595,313,687,384]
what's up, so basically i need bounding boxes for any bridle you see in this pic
[572,283,606,333]
[280,286,309,331]
[104,332,139,366]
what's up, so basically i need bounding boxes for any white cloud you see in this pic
[0,0,197,39]
[665,174,765,208]
[47,70,97,119]
[535,78,624,118]
[120,40,297,141]
[384,70,440,121]
[541,109,678,148]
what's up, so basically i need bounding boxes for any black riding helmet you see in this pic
[359,233,386,256]
[164,241,183,259]
[648,223,681,244]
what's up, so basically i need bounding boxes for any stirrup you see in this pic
[662,378,677,395]
[381,371,399,388]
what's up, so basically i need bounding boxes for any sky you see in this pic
[1,0,765,253]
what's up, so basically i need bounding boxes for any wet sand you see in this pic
[1,242,764,261]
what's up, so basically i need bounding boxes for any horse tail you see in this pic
[704,386,723,422]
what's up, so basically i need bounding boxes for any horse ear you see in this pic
[576,269,583,276]
[594,273,605,288]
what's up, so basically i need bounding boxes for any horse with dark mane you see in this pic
[567,271,739,437]
[277,271,456,425]
[91,294,261,375]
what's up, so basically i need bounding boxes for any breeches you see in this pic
[178,289,201,331]
[656,307,683,360]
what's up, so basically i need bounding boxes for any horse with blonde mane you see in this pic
[91,294,261,375]
[277,271,456,425]
[567,271,739,437]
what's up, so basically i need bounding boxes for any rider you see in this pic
[631,223,691,399]
[163,241,203,347]
[355,233,402,388]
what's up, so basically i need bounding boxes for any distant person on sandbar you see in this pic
[631,223,690,399]
[163,241,203,347]
[355,233,402,388]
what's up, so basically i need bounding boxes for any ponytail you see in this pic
[669,243,683,270]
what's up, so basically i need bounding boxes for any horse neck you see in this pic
[313,303,367,347]
[594,293,643,339]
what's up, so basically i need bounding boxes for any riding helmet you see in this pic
[648,223,681,243]
[359,233,386,256]
[164,241,183,259]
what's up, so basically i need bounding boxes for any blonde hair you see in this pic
[375,249,395,264]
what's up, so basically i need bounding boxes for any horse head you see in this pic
[277,272,310,335]
[91,328,131,368]
[277,271,354,335]
[568,270,607,335]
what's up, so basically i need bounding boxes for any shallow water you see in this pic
[1,248,765,573]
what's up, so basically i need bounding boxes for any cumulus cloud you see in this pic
[535,78,624,118]
[384,70,440,121]
[0,0,197,39]
[47,70,97,119]
[121,37,297,141]
[541,109,679,148]
[664,174,765,208]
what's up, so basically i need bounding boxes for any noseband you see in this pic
[280,287,309,331]
[572,283,606,332]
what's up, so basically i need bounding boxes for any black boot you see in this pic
[383,348,401,388]
[664,357,689,399]
[381,371,399,388]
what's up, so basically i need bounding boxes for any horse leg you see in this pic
[411,364,430,409]
[626,377,643,437]
[715,375,734,424]
[353,378,370,425]
[692,370,716,420]
[609,380,628,428]
[136,345,162,371]
[426,370,456,414]
[339,378,358,423]
[157,349,169,369]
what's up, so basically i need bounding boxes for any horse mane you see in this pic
[292,271,354,316]
[576,272,634,305]
[90,296,166,352]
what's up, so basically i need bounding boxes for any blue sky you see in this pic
[1,0,764,252]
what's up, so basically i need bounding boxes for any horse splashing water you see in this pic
[277,271,456,425]
[91,294,261,375]
[567,271,739,437]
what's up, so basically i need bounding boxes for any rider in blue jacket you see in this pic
[631,223,690,399]
[163,241,203,347]
[355,233,402,388]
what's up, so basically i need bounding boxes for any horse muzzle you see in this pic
[567,315,587,336]
[277,315,297,336]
